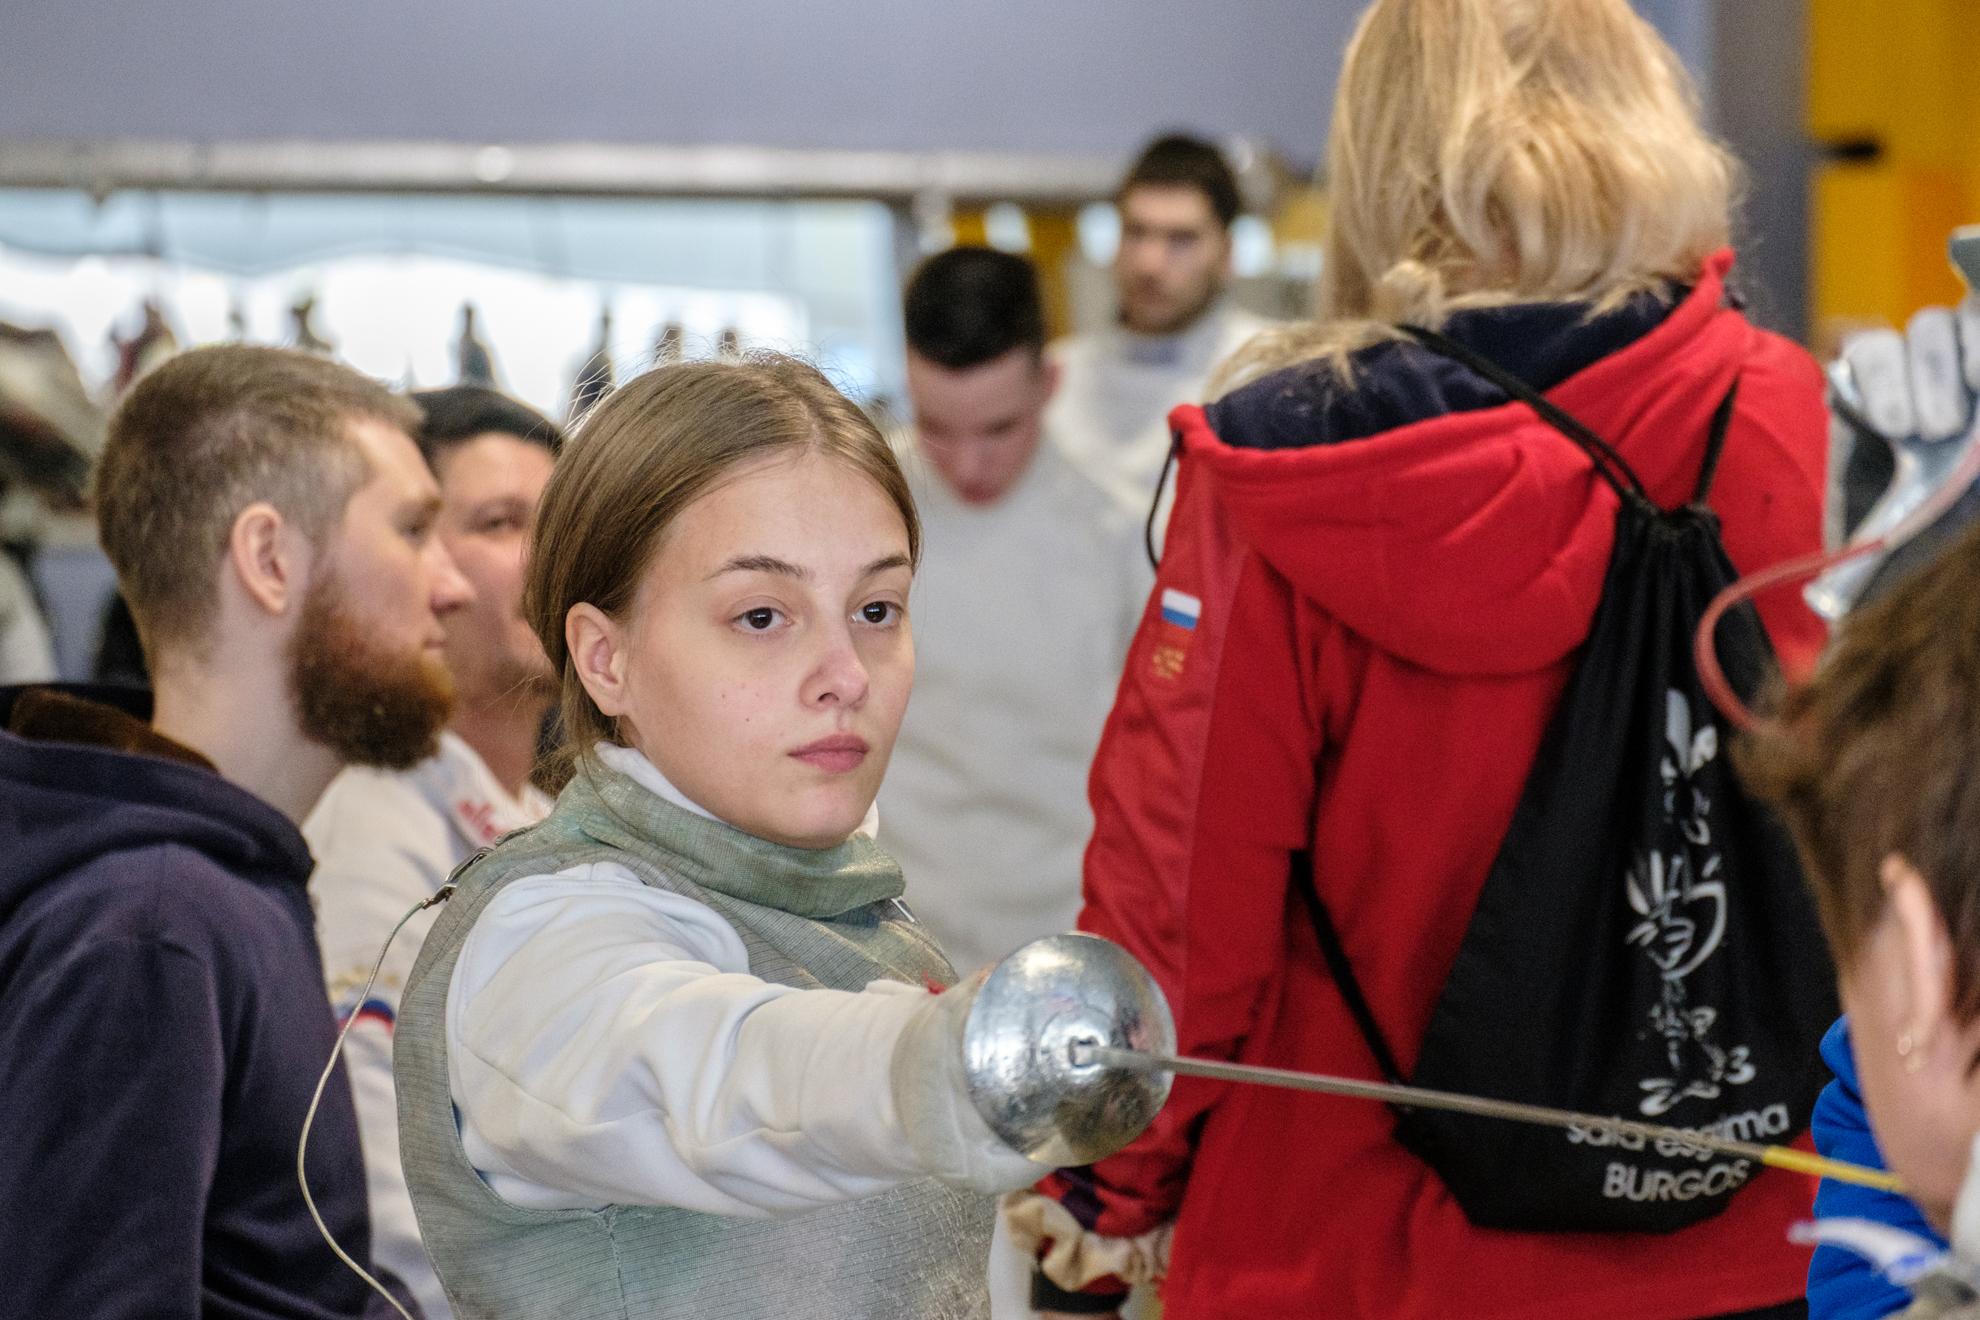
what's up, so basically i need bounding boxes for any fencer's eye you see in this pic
[859,601,902,626]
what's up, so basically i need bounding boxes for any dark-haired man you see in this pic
[880,246,1149,977]
[1048,133,1270,517]
[0,345,472,1317]
[305,385,564,1320]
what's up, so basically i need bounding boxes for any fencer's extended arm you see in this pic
[447,865,1038,1218]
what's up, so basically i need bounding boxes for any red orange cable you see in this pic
[1693,538,1889,731]
[1697,407,1980,729]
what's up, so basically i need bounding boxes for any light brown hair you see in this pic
[94,344,421,657]
[525,354,919,773]
[1738,520,1980,1023]
[1221,0,1736,387]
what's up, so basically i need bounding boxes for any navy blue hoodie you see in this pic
[0,687,392,1319]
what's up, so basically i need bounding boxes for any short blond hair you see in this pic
[1224,0,1736,385]
[94,344,421,656]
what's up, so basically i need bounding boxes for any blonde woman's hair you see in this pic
[525,355,920,780]
[1222,0,1737,387]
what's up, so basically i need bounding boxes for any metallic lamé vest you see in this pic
[394,763,994,1319]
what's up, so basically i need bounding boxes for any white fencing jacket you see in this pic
[880,440,1151,973]
[1046,301,1271,524]
[438,746,1036,1314]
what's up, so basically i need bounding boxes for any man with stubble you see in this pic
[0,344,471,1318]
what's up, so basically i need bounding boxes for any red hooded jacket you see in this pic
[1048,253,1828,1318]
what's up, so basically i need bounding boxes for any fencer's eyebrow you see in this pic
[710,554,809,581]
[857,553,913,579]
[707,552,912,582]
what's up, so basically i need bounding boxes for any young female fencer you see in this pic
[1012,0,1830,1315]
[388,356,1067,1319]
[1741,521,1980,1319]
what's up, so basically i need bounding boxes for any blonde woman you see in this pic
[1011,0,1828,1316]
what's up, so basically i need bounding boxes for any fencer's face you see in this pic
[907,347,1058,505]
[583,452,915,849]
[432,433,557,703]
[1839,856,1980,1230]
[1114,184,1232,336]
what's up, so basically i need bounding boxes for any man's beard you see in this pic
[287,571,454,771]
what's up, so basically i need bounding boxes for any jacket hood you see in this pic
[1177,252,1759,676]
[0,685,312,922]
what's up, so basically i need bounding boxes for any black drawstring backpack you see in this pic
[1300,325,1837,1233]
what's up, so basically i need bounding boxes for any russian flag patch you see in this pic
[1159,589,1202,630]
[1151,589,1201,681]
[339,998,398,1034]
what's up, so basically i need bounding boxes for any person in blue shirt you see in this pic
[1743,517,1980,1320]
[1808,1018,1947,1317]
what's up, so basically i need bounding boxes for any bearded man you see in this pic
[304,385,563,1320]
[0,344,471,1319]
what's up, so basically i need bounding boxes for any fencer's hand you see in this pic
[889,972,1045,1193]
[1827,296,1979,544]
[1815,296,1980,614]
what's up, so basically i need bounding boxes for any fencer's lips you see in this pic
[790,733,869,773]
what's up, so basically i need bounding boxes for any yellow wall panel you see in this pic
[950,209,990,249]
[1813,166,1906,328]
[1813,165,1968,338]
[1807,0,1893,141]
[1809,0,1963,162]
[1026,208,1080,343]
[1899,171,1970,312]
[1809,0,1980,341]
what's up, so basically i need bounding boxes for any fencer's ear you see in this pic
[226,501,303,619]
[567,603,630,719]
[1882,853,1956,1046]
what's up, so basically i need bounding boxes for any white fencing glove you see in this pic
[890,973,1047,1194]
[1814,298,1980,617]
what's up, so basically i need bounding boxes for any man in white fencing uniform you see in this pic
[304,386,563,1320]
[1047,134,1270,523]
[881,246,1151,974]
